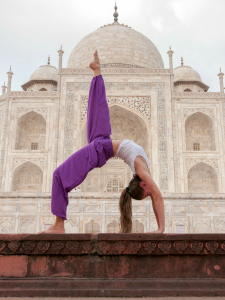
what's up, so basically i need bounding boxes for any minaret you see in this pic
[113,2,119,23]
[2,82,6,95]
[58,45,64,72]
[7,66,13,95]
[167,46,174,73]
[218,68,224,95]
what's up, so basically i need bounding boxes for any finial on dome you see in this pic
[113,1,118,23]
[48,55,50,65]
[181,57,184,67]
[10,66,11,71]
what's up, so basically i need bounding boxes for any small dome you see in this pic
[174,66,202,82]
[30,65,58,81]
[67,23,164,69]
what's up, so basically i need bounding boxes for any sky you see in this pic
[0,0,224,92]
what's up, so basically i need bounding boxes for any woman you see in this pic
[39,51,165,234]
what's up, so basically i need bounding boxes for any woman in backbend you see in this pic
[39,51,165,234]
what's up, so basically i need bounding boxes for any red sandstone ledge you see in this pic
[0,234,225,297]
[0,233,225,256]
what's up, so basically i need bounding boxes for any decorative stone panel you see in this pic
[64,85,76,160]
[185,158,219,173]
[11,91,57,97]
[13,158,46,171]
[16,107,48,120]
[81,96,151,123]
[175,92,222,99]
[183,108,215,120]
[61,68,170,75]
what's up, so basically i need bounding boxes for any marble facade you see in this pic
[0,20,224,234]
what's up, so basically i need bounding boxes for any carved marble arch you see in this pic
[185,112,215,151]
[81,105,149,194]
[12,161,43,192]
[188,162,218,193]
[184,88,192,92]
[15,111,46,150]
[81,104,149,154]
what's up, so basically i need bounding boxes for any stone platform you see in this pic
[0,233,225,297]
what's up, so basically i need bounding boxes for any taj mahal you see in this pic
[0,5,225,234]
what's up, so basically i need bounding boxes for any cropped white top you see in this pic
[115,139,150,175]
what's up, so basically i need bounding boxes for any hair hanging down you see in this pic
[119,175,144,233]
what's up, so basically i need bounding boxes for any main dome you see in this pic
[67,23,164,69]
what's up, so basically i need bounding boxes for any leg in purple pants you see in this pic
[51,75,113,220]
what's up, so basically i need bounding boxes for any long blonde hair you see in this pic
[119,176,144,233]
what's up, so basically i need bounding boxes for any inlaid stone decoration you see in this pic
[16,107,48,120]
[81,96,151,123]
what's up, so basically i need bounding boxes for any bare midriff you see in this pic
[112,139,123,156]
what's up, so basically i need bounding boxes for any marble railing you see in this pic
[0,233,225,297]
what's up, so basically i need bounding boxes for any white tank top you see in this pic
[115,139,150,175]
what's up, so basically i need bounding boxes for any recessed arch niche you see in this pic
[81,105,150,194]
[15,111,46,150]
[185,112,215,151]
[82,105,149,153]
[188,162,218,193]
[12,161,43,192]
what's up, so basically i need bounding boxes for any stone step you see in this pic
[0,278,225,297]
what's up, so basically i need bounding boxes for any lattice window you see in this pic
[31,142,38,150]
[193,143,200,151]
[176,225,185,233]
[107,219,119,233]
[85,219,100,234]
[133,220,144,233]
[107,178,124,193]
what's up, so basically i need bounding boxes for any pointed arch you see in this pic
[185,112,215,151]
[188,162,218,193]
[15,111,46,150]
[81,103,150,154]
[12,161,43,192]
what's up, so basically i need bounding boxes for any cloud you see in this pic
[0,0,224,92]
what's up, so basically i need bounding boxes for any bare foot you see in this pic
[38,224,65,234]
[89,50,100,71]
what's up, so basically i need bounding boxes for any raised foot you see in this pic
[38,224,65,234]
[89,50,100,70]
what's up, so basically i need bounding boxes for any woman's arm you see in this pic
[136,164,165,233]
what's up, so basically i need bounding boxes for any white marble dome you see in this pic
[30,65,58,81]
[174,66,202,82]
[67,23,164,69]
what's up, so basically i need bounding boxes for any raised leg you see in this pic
[87,51,112,143]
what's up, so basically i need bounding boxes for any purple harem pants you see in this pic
[51,75,113,220]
